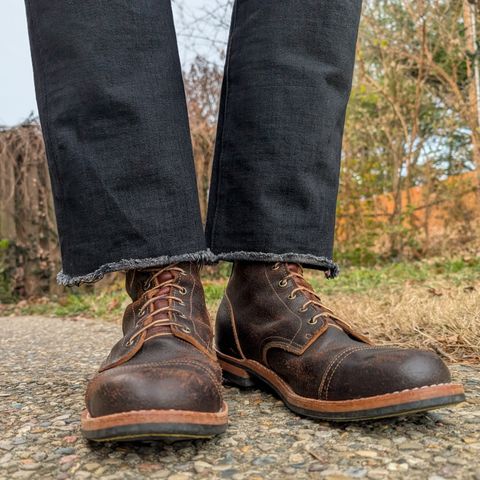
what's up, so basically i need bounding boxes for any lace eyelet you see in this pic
[299,306,308,313]
[278,279,288,287]
[305,333,312,339]
[308,317,318,325]
[177,299,186,306]
[288,293,297,300]
[182,326,191,334]
[179,287,187,295]
[179,313,187,319]
[271,263,280,270]
[125,338,134,346]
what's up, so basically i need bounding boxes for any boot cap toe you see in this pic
[86,361,223,417]
[322,347,452,401]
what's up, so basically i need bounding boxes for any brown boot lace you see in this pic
[272,262,355,330]
[126,264,191,346]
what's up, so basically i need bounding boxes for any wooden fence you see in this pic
[336,172,479,259]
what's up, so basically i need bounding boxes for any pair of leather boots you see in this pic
[81,262,465,441]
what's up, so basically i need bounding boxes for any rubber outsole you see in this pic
[81,403,228,442]
[218,354,466,422]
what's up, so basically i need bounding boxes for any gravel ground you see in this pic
[1,316,479,480]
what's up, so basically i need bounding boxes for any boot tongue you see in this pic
[285,263,370,341]
[286,263,340,327]
[126,267,179,340]
[285,263,318,303]
[145,268,176,330]
[126,268,175,301]
[286,263,302,274]
[149,268,175,292]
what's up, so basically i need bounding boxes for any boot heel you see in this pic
[218,359,256,388]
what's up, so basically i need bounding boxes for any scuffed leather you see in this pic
[216,262,452,401]
[86,263,223,417]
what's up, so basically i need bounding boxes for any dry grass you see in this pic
[322,282,480,364]
[201,267,480,364]
[2,259,479,364]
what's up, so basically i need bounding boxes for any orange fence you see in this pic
[337,172,479,255]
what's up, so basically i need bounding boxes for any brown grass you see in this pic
[321,282,480,364]
[2,262,479,365]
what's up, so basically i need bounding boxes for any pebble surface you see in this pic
[1,316,479,480]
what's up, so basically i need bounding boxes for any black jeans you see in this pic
[25,0,362,286]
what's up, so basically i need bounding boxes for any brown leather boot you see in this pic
[215,262,465,421]
[81,263,228,441]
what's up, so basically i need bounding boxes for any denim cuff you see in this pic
[213,251,339,278]
[57,249,217,286]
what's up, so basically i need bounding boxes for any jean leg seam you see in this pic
[208,0,239,251]
[25,1,62,193]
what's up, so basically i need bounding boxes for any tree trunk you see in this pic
[463,0,480,204]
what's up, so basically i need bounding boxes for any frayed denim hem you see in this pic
[214,251,339,278]
[57,249,217,287]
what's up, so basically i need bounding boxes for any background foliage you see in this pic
[0,0,479,298]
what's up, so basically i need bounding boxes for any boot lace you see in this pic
[126,264,191,346]
[273,262,352,327]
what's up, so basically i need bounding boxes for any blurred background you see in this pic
[0,1,479,361]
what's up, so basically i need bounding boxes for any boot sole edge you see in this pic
[218,353,466,422]
[81,402,228,442]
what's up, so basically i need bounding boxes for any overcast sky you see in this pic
[0,0,228,126]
